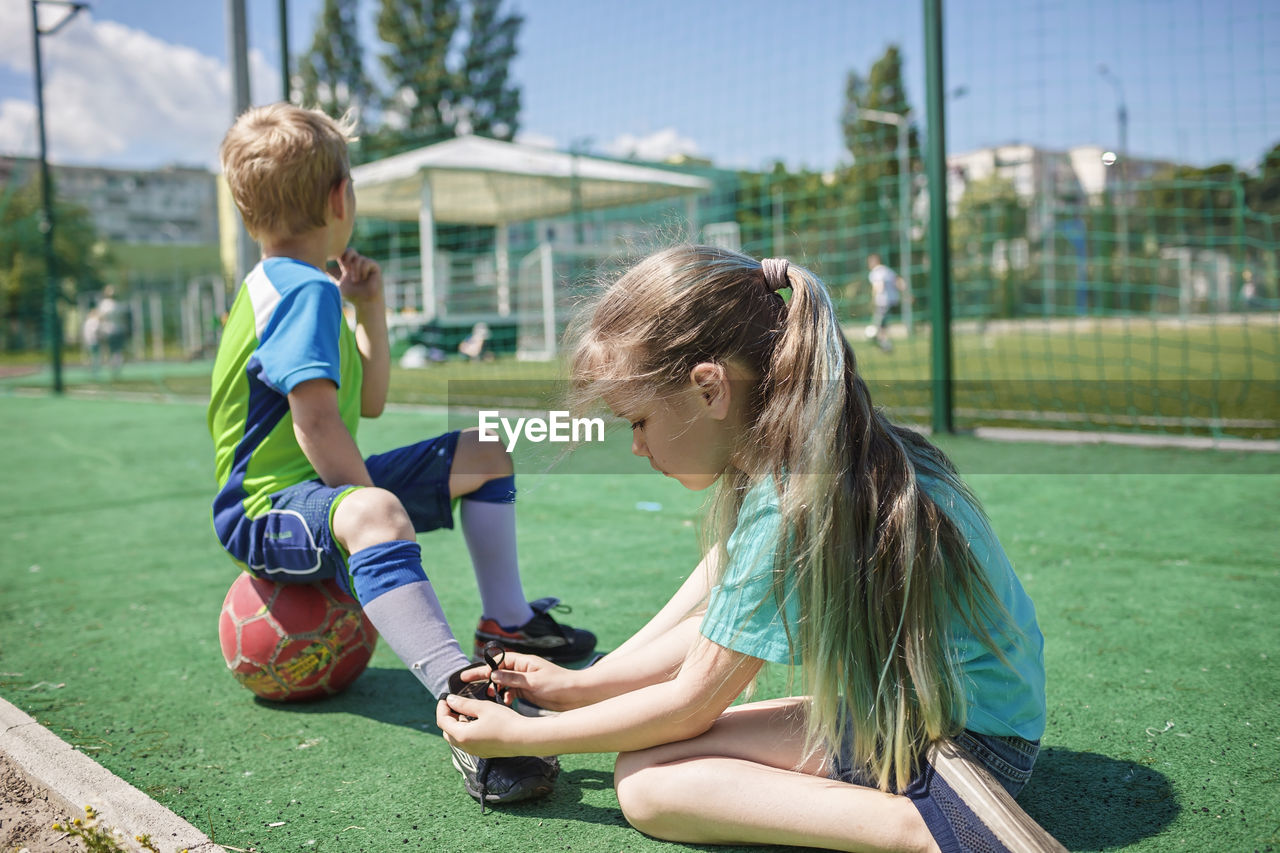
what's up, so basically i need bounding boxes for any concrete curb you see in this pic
[974,425,1280,452]
[0,696,218,853]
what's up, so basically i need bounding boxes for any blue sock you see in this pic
[347,540,428,603]
[467,474,517,504]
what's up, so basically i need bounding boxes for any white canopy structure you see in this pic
[351,136,712,353]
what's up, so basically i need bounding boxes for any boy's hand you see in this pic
[334,248,383,308]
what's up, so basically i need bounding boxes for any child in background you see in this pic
[439,246,1062,852]
[865,252,905,353]
[97,285,128,376]
[458,321,493,361]
[81,305,102,376]
[209,103,595,807]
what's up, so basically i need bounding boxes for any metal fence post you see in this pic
[923,0,954,434]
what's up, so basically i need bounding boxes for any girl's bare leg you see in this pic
[614,697,939,853]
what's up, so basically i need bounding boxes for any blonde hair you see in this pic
[569,245,1009,792]
[219,103,355,241]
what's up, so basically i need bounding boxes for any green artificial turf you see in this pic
[1,393,1277,852]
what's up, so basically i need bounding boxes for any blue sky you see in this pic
[0,0,1276,171]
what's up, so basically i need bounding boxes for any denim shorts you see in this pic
[235,431,461,591]
[829,727,1040,852]
[950,730,1039,797]
[828,729,1039,798]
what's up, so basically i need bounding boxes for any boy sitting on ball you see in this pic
[208,103,595,807]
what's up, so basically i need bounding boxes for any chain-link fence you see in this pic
[3,0,1276,437]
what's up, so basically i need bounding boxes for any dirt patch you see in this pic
[0,751,86,852]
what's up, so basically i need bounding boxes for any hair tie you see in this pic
[761,258,790,293]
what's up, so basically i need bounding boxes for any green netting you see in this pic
[940,1,1280,439]
[2,0,1276,439]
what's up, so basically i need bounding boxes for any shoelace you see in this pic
[476,641,505,814]
[532,600,573,639]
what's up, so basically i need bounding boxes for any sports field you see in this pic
[8,312,1279,441]
[0,388,1277,852]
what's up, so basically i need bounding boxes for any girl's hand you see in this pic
[436,694,531,758]
[455,651,581,712]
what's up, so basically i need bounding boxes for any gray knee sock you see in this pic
[360,580,471,698]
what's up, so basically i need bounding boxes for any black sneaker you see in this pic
[474,597,597,663]
[445,643,559,812]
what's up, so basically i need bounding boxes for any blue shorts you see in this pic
[235,431,461,590]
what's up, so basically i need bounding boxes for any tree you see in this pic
[368,0,524,157]
[375,0,464,154]
[1134,161,1243,238]
[1244,141,1280,216]
[838,45,921,272]
[0,176,108,350]
[296,0,375,131]
[458,0,521,141]
[841,45,915,169]
[735,164,849,278]
[950,175,1029,317]
[1243,141,1280,297]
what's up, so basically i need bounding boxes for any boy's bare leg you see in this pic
[614,697,937,853]
[447,427,514,497]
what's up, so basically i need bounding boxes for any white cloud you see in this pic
[0,8,278,168]
[0,3,33,66]
[0,99,36,155]
[603,128,701,162]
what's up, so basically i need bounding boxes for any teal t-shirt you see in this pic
[700,472,1047,741]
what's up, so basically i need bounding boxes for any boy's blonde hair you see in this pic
[219,103,355,241]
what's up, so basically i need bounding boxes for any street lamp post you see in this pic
[858,107,913,336]
[226,0,256,288]
[278,0,290,101]
[29,0,88,395]
[1098,63,1130,311]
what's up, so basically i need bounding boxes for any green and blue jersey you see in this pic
[208,257,362,568]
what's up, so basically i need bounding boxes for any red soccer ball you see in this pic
[218,574,378,702]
